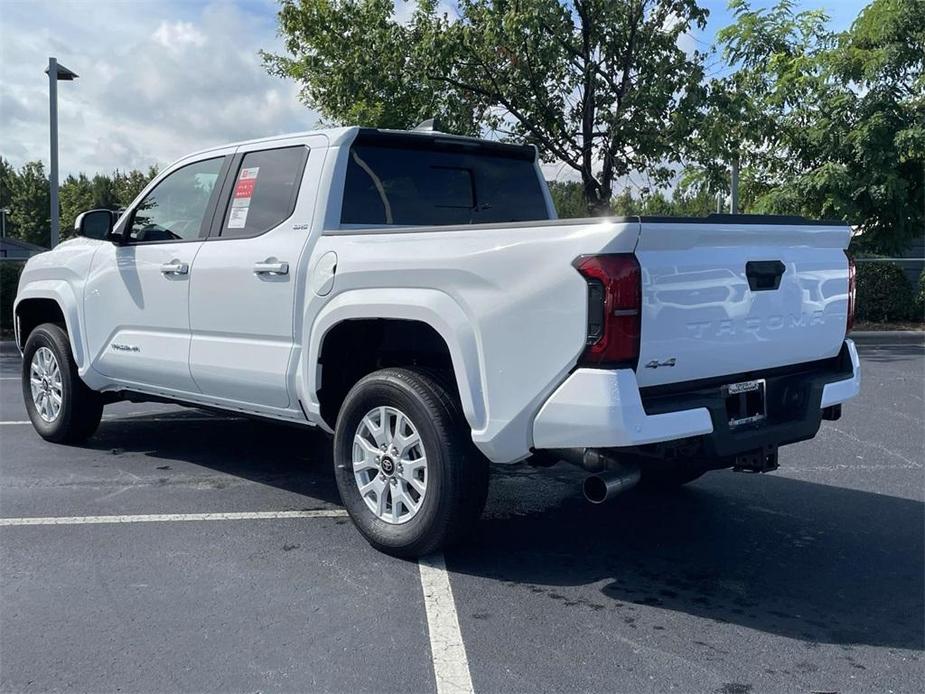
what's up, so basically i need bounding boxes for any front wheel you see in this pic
[333,368,488,558]
[22,323,104,443]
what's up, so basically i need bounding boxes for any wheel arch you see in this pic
[14,282,86,369]
[301,288,485,434]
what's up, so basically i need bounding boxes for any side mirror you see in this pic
[74,209,115,241]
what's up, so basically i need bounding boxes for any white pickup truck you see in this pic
[15,126,860,556]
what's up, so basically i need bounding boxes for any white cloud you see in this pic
[0,0,315,176]
[152,21,208,51]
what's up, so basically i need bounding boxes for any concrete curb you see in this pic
[849,330,924,345]
[1,341,20,356]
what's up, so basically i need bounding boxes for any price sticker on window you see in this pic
[228,166,259,228]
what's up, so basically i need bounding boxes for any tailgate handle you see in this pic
[746,260,786,291]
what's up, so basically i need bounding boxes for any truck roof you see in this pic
[179,125,532,163]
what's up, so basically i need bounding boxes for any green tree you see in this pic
[113,167,158,209]
[549,178,718,218]
[610,188,640,216]
[547,180,589,218]
[0,158,16,237]
[90,174,118,212]
[265,0,708,213]
[687,0,924,253]
[667,180,718,216]
[59,167,158,239]
[9,161,50,247]
[59,173,97,238]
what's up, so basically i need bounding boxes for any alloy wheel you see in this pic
[352,406,428,524]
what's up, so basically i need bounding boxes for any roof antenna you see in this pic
[412,118,440,132]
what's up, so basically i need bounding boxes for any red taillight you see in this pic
[846,251,856,334]
[573,254,641,366]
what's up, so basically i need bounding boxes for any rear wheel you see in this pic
[333,368,488,558]
[22,323,103,443]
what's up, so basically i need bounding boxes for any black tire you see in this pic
[333,367,489,558]
[637,458,707,490]
[21,323,104,444]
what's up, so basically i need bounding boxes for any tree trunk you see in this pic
[582,175,610,216]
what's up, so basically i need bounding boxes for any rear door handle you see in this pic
[160,261,189,275]
[253,260,289,275]
[746,260,785,291]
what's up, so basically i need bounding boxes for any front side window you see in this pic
[129,158,223,242]
[341,142,548,226]
[220,146,308,238]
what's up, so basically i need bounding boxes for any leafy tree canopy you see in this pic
[686,0,924,253]
[264,0,708,213]
[1,159,158,246]
[549,178,717,218]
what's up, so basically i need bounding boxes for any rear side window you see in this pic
[220,146,308,238]
[341,143,548,226]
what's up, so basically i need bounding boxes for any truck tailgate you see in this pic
[634,219,852,388]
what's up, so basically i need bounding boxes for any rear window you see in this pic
[341,142,548,226]
[221,146,308,238]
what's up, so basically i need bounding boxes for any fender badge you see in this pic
[111,343,140,353]
[645,358,676,369]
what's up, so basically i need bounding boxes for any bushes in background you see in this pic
[915,270,925,320]
[0,262,25,330]
[854,260,919,323]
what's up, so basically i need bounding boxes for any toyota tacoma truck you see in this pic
[14,125,861,557]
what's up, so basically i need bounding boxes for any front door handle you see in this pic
[161,261,189,275]
[253,260,289,276]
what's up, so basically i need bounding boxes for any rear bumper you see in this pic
[533,339,860,454]
[820,339,861,407]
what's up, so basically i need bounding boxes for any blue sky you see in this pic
[0,0,868,178]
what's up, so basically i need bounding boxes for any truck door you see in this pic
[84,154,231,393]
[187,139,318,410]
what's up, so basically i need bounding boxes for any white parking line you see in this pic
[0,506,473,694]
[419,552,475,694]
[0,509,348,526]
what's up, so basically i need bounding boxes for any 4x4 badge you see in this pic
[645,357,676,369]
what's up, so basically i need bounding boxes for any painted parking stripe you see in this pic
[0,509,348,526]
[419,552,475,694]
[1,510,473,694]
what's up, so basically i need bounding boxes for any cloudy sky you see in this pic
[1,0,866,179]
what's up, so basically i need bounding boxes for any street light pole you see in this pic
[45,57,78,249]
[48,57,59,248]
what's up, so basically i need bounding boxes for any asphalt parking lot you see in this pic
[1,339,923,694]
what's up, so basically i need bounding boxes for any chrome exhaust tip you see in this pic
[583,464,641,504]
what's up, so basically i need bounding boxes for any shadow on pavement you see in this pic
[80,407,924,652]
[452,466,924,652]
[84,411,342,507]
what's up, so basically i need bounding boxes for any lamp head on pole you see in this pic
[45,60,78,81]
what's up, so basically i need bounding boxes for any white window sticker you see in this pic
[227,166,259,229]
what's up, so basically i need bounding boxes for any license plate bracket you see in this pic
[724,378,766,428]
